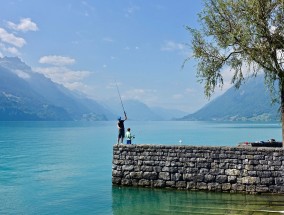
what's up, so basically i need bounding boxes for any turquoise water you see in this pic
[0,121,283,214]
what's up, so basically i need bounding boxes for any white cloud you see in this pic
[7,18,38,32]
[124,5,140,17]
[0,43,20,55]
[103,37,114,43]
[0,28,26,47]
[161,40,185,52]
[34,66,91,91]
[13,69,30,79]
[123,88,158,103]
[124,46,139,51]
[81,1,95,17]
[6,46,20,55]
[39,55,76,66]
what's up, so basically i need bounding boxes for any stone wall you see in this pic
[112,144,284,194]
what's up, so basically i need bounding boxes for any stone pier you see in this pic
[112,144,284,194]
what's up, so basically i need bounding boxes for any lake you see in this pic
[0,121,283,214]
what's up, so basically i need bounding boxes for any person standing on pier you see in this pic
[117,112,127,144]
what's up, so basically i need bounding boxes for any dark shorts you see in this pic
[118,129,125,138]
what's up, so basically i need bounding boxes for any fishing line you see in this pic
[115,80,126,115]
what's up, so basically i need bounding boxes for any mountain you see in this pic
[0,57,114,121]
[151,106,188,120]
[102,99,188,121]
[103,99,162,121]
[181,76,280,121]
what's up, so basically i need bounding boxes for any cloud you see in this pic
[39,55,76,66]
[123,88,158,104]
[34,66,91,92]
[124,5,140,17]
[7,18,38,32]
[81,1,95,17]
[161,40,185,52]
[0,43,20,55]
[103,37,114,43]
[0,28,26,47]
[124,46,139,51]
[13,69,30,80]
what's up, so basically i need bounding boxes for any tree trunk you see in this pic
[281,83,284,147]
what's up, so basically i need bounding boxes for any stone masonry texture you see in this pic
[112,144,284,194]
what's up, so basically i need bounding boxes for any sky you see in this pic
[0,0,232,113]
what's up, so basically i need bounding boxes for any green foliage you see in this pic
[186,0,284,98]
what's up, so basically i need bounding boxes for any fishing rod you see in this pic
[115,80,126,115]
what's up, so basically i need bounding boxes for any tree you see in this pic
[186,0,284,143]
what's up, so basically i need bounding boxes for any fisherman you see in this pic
[125,128,135,144]
[117,112,127,144]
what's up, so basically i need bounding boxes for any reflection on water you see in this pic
[112,186,284,215]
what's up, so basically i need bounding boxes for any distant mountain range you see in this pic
[181,76,280,122]
[0,56,280,121]
[102,99,188,121]
[0,57,114,121]
[0,57,187,121]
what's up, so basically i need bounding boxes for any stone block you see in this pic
[204,174,215,183]
[121,179,132,186]
[112,177,121,184]
[216,175,227,183]
[275,177,284,185]
[153,180,166,188]
[138,179,150,186]
[166,181,176,187]
[159,172,170,181]
[247,171,257,176]
[241,176,259,185]
[228,176,237,183]
[256,185,269,193]
[208,183,221,191]
[153,166,162,172]
[112,170,123,177]
[186,181,196,189]
[254,155,265,160]
[246,185,256,193]
[196,182,207,190]
[268,160,282,166]
[222,183,231,191]
[122,165,134,171]
[143,172,158,180]
[141,165,153,172]
[231,184,245,191]
[176,181,187,188]
[129,171,143,179]
[113,159,124,165]
[257,171,272,178]
[225,169,240,176]
[244,165,254,171]
[171,173,182,181]
[210,169,224,175]
[184,173,197,181]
